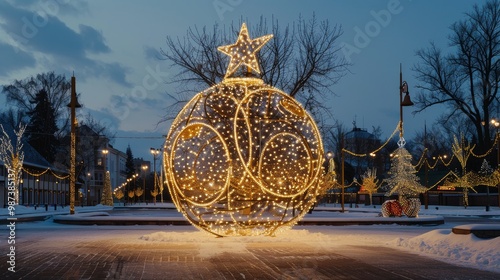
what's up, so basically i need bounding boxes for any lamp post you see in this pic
[399,64,414,141]
[86,172,91,206]
[126,178,132,204]
[133,173,138,203]
[142,165,148,204]
[490,118,499,209]
[67,75,81,214]
[341,136,345,212]
[324,151,334,204]
[101,148,109,205]
[150,148,161,202]
[433,155,448,206]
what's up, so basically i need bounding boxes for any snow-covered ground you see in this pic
[2,203,500,273]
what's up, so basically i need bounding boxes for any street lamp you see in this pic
[490,118,499,209]
[126,178,132,204]
[102,149,109,171]
[150,148,161,202]
[67,75,81,214]
[142,165,148,204]
[101,148,109,205]
[132,173,138,203]
[86,172,91,206]
[399,65,414,143]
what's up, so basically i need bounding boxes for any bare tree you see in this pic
[323,120,348,163]
[411,124,453,162]
[0,108,26,129]
[160,15,350,122]
[2,72,71,119]
[413,0,500,152]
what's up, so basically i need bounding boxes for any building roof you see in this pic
[345,127,377,141]
[0,121,53,169]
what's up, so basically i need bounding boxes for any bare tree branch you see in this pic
[413,0,500,152]
[160,15,350,124]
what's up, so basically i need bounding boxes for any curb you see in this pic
[52,214,445,226]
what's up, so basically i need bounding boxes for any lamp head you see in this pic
[401,92,414,106]
[400,81,414,107]
[67,98,82,108]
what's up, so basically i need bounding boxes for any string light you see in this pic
[21,167,69,180]
[164,23,324,237]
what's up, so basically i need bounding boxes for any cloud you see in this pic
[143,45,162,61]
[0,1,128,86]
[79,24,110,54]
[2,0,89,16]
[78,106,121,139]
[0,42,36,76]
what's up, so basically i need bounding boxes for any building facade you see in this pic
[0,122,69,207]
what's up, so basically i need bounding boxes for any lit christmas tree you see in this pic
[101,171,113,206]
[383,145,426,217]
[384,146,426,199]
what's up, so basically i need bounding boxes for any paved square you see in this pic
[2,224,499,279]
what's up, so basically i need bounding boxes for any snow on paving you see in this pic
[2,203,499,273]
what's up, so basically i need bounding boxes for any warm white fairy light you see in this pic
[164,23,324,237]
[217,23,273,78]
[0,123,26,204]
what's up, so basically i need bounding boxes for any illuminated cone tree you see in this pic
[101,171,113,206]
[164,23,325,236]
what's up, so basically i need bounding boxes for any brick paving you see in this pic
[1,228,499,280]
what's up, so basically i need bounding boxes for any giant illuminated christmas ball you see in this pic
[163,23,324,236]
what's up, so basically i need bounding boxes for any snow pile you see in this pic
[392,229,500,273]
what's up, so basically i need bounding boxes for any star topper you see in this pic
[218,23,273,79]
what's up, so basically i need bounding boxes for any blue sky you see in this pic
[0,0,487,160]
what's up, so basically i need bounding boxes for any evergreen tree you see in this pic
[26,89,59,163]
[125,145,136,178]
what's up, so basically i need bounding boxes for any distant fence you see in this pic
[320,191,499,207]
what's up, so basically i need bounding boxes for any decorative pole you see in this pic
[492,119,500,208]
[150,148,161,202]
[341,136,345,213]
[68,76,81,214]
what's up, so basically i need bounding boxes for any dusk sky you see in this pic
[0,0,487,161]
